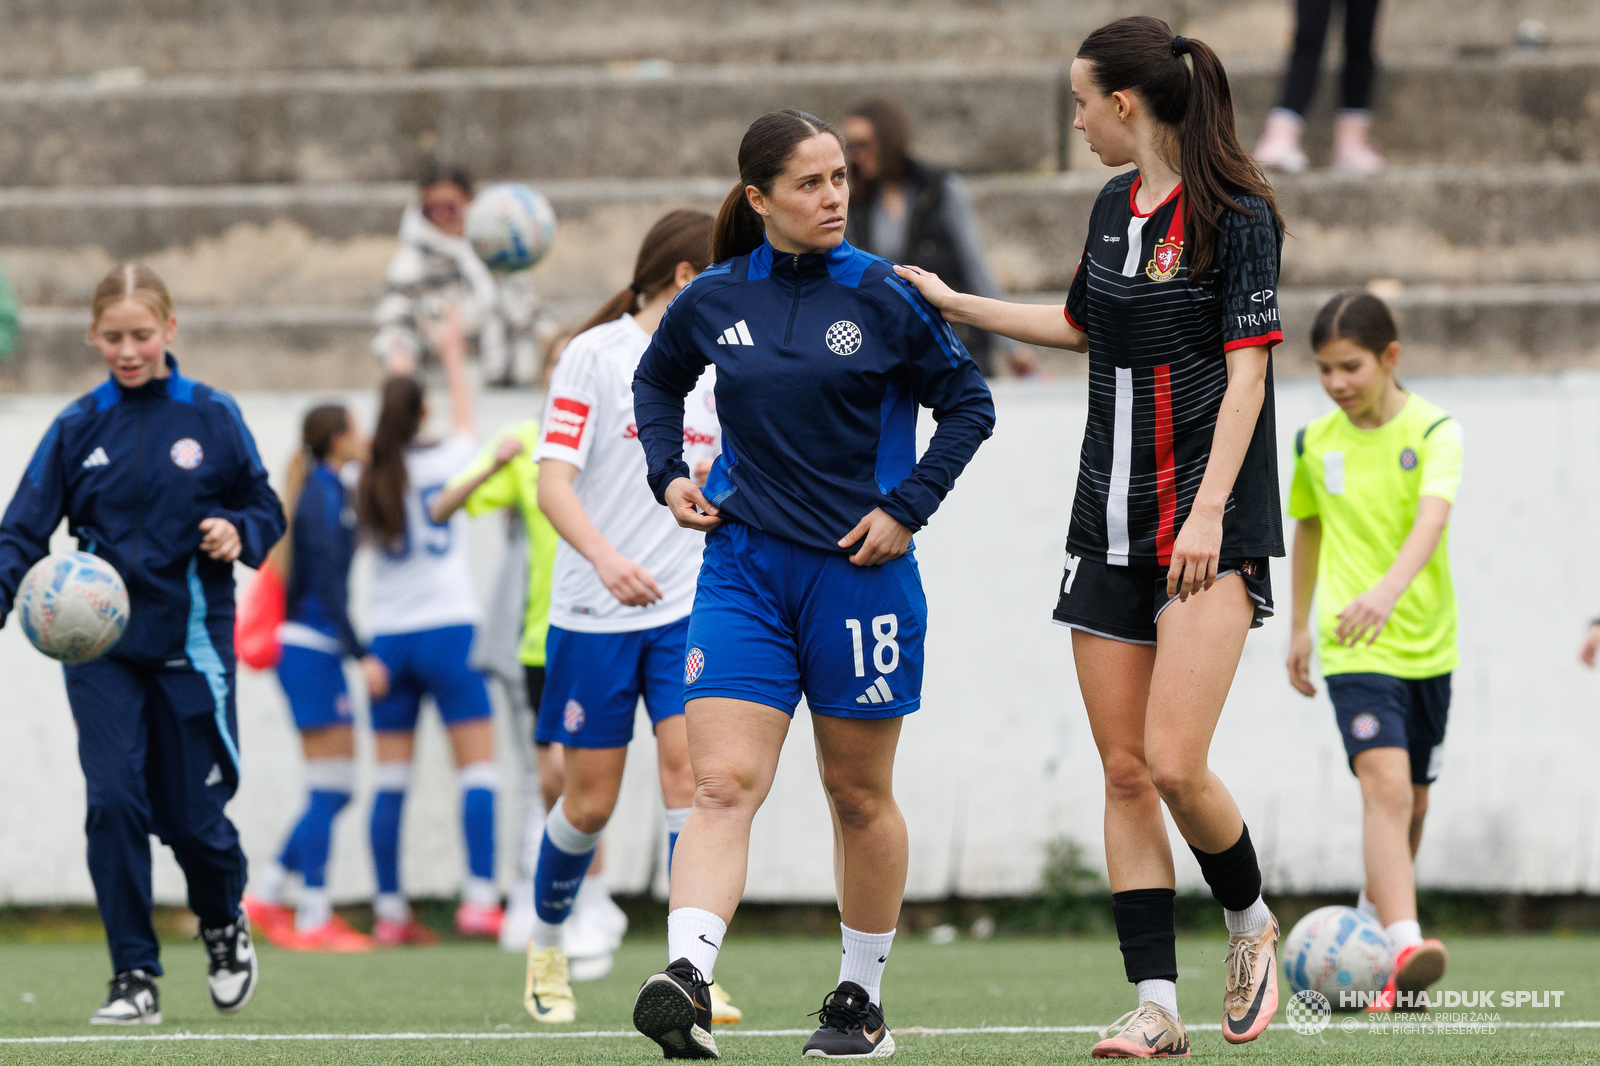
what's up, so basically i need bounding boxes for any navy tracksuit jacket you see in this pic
[0,355,285,975]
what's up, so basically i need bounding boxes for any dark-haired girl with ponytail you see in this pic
[630,109,994,1060]
[244,405,381,953]
[899,16,1287,1054]
[356,309,503,946]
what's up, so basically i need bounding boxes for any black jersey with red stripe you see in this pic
[1063,171,1285,567]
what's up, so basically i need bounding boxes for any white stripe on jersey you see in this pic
[1122,217,1148,277]
[1106,366,1134,566]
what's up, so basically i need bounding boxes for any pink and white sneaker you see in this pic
[1222,913,1279,1043]
[1091,1002,1190,1058]
[372,917,440,947]
[455,901,504,939]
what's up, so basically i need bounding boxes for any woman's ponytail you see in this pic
[710,109,844,263]
[1078,16,1285,280]
[357,378,424,551]
[576,209,715,336]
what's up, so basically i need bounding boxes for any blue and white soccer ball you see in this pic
[1283,905,1393,1012]
[16,552,129,664]
[465,182,557,273]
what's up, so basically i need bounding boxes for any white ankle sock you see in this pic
[461,876,499,907]
[254,861,288,905]
[1357,890,1379,921]
[668,908,726,982]
[374,892,410,924]
[1136,979,1179,1019]
[1385,919,1423,951]
[839,924,895,1005]
[532,917,564,950]
[296,888,332,931]
[1224,895,1272,936]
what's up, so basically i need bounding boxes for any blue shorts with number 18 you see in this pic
[685,521,927,719]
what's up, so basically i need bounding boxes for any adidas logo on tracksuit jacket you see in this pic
[632,239,995,719]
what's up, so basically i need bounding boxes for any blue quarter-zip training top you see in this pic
[283,462,363,658]
[633,239,995,554]
[0,354,286,666]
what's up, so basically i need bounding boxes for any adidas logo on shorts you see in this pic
[855,677,894,705]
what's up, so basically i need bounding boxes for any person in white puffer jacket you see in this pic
[372,164,560,387]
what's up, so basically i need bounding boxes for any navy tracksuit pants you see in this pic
[66,655,248,976]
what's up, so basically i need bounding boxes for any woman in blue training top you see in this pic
[245,404,388,953]
[0,264,284,1025]
[627,109,995,1061]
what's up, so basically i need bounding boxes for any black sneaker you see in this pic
[633,957,718,1059]
[89,969,161,1025]
[802,981,895,1058]
[201,915,258,1013]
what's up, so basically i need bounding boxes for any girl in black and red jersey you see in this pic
[899,15,1286,1057]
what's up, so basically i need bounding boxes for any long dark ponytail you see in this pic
[357,376,424,550]
[712,109,844,262]
[1077,16,1285,280]
[271,404,351,579]
[575,209,715,336]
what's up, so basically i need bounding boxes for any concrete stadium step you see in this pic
[4,0,1595,78]
[3,165,1596,311]
[11,284,1600,394]
[1,51,1598,187]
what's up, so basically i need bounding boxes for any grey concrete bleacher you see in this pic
[0,0,1596,389]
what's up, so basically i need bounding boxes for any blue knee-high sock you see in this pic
[298,790,351,889]
[533,798,600,926]
[370,790,406,895]
[459,762,497,883]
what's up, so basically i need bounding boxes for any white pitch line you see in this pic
[2,1020,1598,1044]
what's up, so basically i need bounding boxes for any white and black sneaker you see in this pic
[802,981,895,1058]
[633,957,718,1059]
[201,915,258,1013]
[90,969,161,1025]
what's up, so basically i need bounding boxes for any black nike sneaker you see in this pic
[633,957,718,1059]
[201,915,259,1013]
[802,981,895,1058]
[90,969,161,1025]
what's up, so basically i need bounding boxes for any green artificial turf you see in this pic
[0,934,1597,1063]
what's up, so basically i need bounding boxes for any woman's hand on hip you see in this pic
[839,508,911,567]
[199,517,242,562]
[1166,507,1222,601]
[360,654,391,700]
[664,477,722,532]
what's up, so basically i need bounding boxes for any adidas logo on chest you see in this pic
[716,320,755,346]
[82,446,110,468]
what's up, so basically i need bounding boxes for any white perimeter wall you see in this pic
[2,373,1598,906]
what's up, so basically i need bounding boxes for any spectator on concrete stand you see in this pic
[842,99,1039,379]
[1253,0,1386,174]
[372,164,559,387]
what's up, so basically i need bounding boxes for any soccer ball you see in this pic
[16,552,130,664]
[1282,905,1392,1011]
[465,183,557,273]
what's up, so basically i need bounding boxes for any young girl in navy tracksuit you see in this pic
[0,264,285,1025]
[244,404,386,953]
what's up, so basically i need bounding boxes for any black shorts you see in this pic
[1326,672,1451,785]
[1052,553,1273,646]
[523,665,548,746]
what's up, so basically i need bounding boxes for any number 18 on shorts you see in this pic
[683,523,927,719]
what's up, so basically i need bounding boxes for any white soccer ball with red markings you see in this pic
[16,552,130,664]
[1282,906,1392,1011]
[465,183,557,273]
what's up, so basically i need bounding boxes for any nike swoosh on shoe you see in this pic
[531,996,552,1015]
[1226,977,1271,1035]
[1143,1029,1168,1047]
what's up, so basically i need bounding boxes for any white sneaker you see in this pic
[1254,109,1308,174]
[569,951,615,982]
[1334,112,1385,174]
[201,916,258,1013]
[90,970,161,1025]
[499,879,536,953]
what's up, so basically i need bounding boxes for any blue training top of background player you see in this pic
[632,238,995,554]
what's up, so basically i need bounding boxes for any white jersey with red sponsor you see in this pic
[535,313,720,633]
[367,432,482,635]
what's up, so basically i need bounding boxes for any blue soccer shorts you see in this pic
[536,617,690,749]
[368,624,493,732]
[684,522,927,719]
[275,644,353,732]
[1326,671,1451,785]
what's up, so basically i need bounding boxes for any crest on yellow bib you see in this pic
[1146,238,1183,281]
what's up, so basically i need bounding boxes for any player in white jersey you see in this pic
[520,211,738,1025]
[355,309,503,946]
